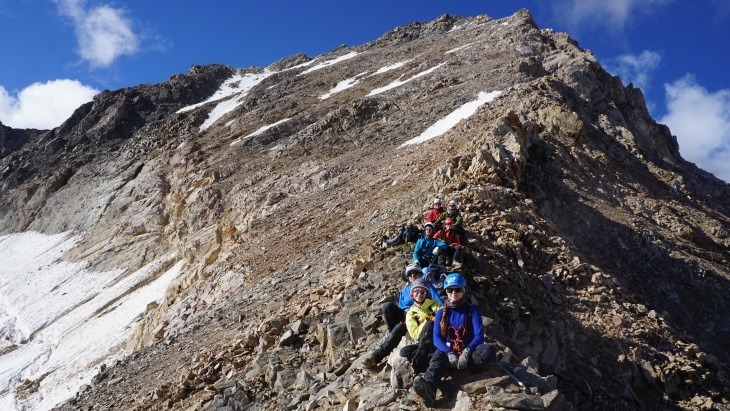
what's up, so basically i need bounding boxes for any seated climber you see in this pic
[433,217,462,267]
[423,197,445,230]
[436,199,465,240]
[364,264,443,369]
[412,222,447,268]
[399,278,442,373]
[413,273,497,407]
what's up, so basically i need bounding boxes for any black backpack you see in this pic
[404,223,420,243]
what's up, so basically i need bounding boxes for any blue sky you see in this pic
[1,0,729,181]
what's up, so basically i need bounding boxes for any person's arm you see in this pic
[429,284,444,305]
[432,308,451,353]
[455,212,464,227]
[435,238,448,252]
[405,307,420,339]
[467,304,485,350]
[397,285,413,310]
[412,238,423,261]
[435,213,445,224]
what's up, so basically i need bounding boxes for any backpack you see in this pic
[404,223,420,243]
[424,263,447,298]
[382,225,406,248]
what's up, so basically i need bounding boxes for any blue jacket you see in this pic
[412,237,447,262]
[433,303,484,354]
[397,283,444,310]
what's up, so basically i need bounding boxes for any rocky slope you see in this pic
[1,9,728,411]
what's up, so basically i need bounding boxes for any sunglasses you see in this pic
[446,287,464,294]
[407,272,422,277]
[412,289,427,295]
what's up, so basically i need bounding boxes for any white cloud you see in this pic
[659,75,730,182]
[604,50,661,91]
[54,0,140,68]
[554,0,673,31]
[0,80,99,129]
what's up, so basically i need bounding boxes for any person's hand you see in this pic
[448,352,459,369]
[432,247,441,256]
[457,348,472,370]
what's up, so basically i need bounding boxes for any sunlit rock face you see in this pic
[1,9,728,411]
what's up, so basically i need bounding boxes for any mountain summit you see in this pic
[1,9,728,411]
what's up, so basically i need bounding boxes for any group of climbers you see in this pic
[367,196,497,407]
[411,197,465,268]
[364,263,443,368]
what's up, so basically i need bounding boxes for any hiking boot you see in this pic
[362,353,380,369]
[413,376,436,407]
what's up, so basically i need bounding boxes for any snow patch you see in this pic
[445,43,474,54]
[230,118,292,146]
[0,231,182,411]
[370,60,411,76]
[367,62,447,96]
[176,71,275,132]
[299,51,359,75]
[401,91,503,147]
[320,71,368,100]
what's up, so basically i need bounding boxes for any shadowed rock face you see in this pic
[1,9,728,411]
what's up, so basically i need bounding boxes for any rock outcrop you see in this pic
[1,9,728,411]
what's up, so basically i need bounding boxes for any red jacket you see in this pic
[425,207,444,223]
[434,229,460,246]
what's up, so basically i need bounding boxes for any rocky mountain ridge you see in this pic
[1,9,728,411]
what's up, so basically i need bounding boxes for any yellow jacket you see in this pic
[406,298,442,340]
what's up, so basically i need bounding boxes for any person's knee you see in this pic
[400,344,417,358]
[431,350,448,365]
[381,302,399,323]
[474,344,497,364]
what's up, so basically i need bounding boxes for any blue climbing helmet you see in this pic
[443,273,466,289]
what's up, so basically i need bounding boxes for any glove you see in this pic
[448,351,459,369]
[457,348,472,370]
[432,246,441,256]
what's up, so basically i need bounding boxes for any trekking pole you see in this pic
[497,362,527,391]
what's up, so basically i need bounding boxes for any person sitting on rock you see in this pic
[400,278,442,373]
[433,217,462,267]
[413,273,497,407]
[423,197,445,229]
[364,264,443,369]
[412,222,447,268]
[436,199,465,240]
